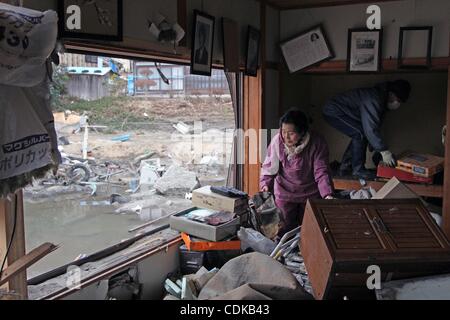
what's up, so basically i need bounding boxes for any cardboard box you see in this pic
[192,186,248,213]
[377,164,433,184]
[372,177,420,199]
[396,152,444,177]
[170,207,240,242]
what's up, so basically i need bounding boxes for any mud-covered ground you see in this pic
[24,96,235,279]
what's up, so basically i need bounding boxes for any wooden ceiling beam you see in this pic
[256,0,405,11]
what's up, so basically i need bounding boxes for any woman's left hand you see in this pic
[325,195,335,199]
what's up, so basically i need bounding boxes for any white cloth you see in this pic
[284,132,310,161]
[261,132,311,176]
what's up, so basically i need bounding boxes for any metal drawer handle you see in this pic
[372,217,387,233]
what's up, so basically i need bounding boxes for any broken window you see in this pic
[24,53,236,279]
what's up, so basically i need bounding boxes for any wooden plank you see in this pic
[0,191,27,299]
[264,0,410,10]
[0,198,7,293]
[176,0,187,47]
[302,57,449,73]
[243,76,250,194]
[0,243,58,286]
[443,65,450,239]
[333,178,443,198]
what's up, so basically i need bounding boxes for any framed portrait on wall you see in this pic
[347,28,382,72]
[280,25,334,73]
[398,26,433,69]
[245,26,260,77]
[190,10,215,76]
[58,0,123,41]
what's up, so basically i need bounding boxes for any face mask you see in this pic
[387,100,401,110]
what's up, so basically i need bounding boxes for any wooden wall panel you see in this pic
[443,65,450,239]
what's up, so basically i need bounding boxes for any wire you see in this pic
[154,62,170,85]
[0,195,18,281]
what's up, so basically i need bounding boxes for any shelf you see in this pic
[333,177,444,198]
[301,57,449,73]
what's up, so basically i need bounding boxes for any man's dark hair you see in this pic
[279,108,309,135]
[387,79,411,103]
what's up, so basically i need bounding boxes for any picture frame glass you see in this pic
[245,27,260,76]
[280,26,332,73]
[60,0,122,40]
[349,31,380,72]
[192,13,214,75]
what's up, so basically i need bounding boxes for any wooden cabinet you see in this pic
[301,199,450,300]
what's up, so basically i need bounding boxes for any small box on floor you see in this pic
[170,207,240,242]
[396,152,444,177]
[179,245,205,275]
[179,244,240,275]
[192,186,248,213]
[377,164,433,184]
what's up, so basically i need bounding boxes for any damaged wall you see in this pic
[280,0,450,60]
[264,6,281,132]
[23,0,261,67]
[286,73,448,165]
[276,0,449,163]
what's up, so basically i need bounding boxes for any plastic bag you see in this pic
[238,227,276,255]
[0,3,58,87]
[248,192,281,240]
[0,82,57,196]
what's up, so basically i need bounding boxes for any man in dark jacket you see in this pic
[322,80,411,179]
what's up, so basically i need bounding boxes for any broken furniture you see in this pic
[333,177,443,198]
[301,198,450,300]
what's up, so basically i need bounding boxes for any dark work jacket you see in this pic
[323,82,389,152]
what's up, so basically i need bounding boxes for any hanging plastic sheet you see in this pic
[0,4,59,197]
[0,3,58,87]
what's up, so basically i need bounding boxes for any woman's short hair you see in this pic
[279,108,309,135]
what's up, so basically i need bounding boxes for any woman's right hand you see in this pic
[261,186,269,192]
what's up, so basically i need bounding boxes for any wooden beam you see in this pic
[0,190,27,299]
[177,0,187,47]
[0,243,58,286]
[443,65,450,238]
[333,178,444,198]
[301,57,449,74]
[261,2,266,130]
[63,38,191,65]
[264,0,405,10]
[243,71,262,196]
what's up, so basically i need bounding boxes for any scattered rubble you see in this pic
[154,165,200,196]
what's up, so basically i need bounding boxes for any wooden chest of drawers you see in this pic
[300,199,450,300]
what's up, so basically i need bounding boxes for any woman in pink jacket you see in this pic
[260,108,334,236]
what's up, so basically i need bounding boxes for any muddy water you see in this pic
[23,194,182,280]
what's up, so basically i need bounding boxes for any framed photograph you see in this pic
[58,0,123,41]
[347,28,382,72]
[398,26,432,69]
[190,10,215,76]
[280,25,334,73]
[221,18,240,73]
[245,26,260,77]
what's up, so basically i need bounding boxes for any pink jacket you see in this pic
[260,131,334,203]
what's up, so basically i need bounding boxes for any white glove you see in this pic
[380,150,396,167]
